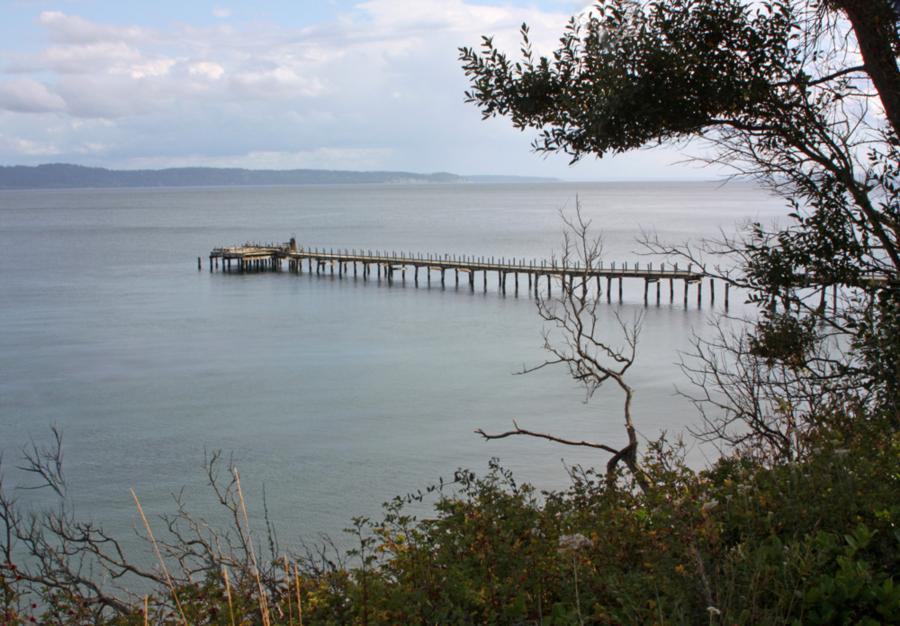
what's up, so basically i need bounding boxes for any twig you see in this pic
[294,563,304,626]
[233,467,271,626]
[284,556,294,626]
[222,564,236,626]
[130,488,188,626]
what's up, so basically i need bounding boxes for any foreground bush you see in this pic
[2,417,897,625]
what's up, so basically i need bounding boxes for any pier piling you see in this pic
[206,242,733,309]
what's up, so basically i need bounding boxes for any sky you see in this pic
[0,0,715,180]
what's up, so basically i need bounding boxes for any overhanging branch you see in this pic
[475,420,619,455]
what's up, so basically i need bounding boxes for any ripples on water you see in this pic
[0,182,786,542]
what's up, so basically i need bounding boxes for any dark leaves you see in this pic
[459,0,799,160]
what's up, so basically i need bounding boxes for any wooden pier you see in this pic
[206,239,730,308]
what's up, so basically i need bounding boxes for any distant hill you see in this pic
[0,164,558,189]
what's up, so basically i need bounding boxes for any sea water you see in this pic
[0,181,786,546]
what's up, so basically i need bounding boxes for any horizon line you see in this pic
[0,161,731,185]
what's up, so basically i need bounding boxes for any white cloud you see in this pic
[0,135,61,156]
[36,42,144,74]
[38,11,146,45]
[212,7,232,19]
[356,0,513,32]
[0,79,66,113]
[122,147,394,170]
[189,61,225,80]
[76,141,109,154]
[125,58,176,79]
[230,65,325,98]
[0,1,708,178]
[54,74,163,118]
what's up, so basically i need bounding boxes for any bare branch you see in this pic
[16,426,66,498]
[475,421,619,455]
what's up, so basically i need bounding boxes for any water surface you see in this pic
[0,181,786,543]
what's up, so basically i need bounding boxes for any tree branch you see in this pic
[475,421,620,455]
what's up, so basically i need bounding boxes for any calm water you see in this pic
[0,182,785,545]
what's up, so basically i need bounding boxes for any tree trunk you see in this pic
[838,0,900,137]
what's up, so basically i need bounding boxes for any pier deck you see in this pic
[207,240,729,307]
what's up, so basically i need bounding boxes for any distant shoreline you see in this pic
[0,163,562,190]
[0,163,735,191]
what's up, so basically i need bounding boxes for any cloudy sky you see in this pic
[0,0,711,180]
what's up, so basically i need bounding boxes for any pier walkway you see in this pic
[207,240,729,307]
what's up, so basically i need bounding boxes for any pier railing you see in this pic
[211,243,707,275]
[207,241,733,307]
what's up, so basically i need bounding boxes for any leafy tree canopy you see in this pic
[461,0,900,446]
[461,0,899,161]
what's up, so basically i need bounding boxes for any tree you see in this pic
[476,208,649,491]
[460,0,899,457]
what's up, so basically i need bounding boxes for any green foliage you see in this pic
[748,313,817,367]
[2,418,896,624]
[460,0,799,160]
[799,526,900,625]
[295,422,897,625]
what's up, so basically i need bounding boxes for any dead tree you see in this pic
[476,205,650,492]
